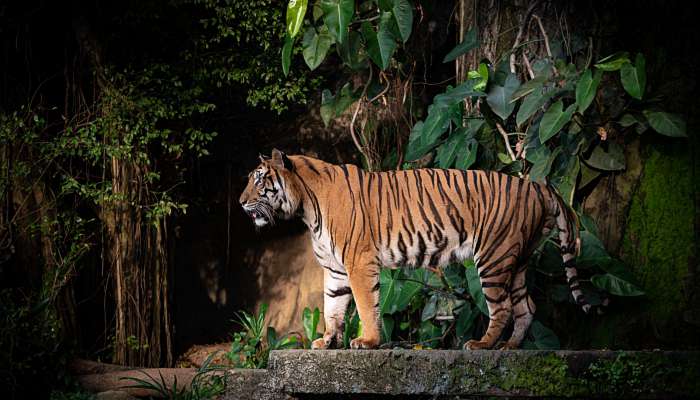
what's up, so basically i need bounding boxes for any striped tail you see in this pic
[551,193,592,314]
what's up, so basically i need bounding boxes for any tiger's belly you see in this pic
[378,229,475,268]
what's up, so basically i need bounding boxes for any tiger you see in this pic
[239,149,588,350]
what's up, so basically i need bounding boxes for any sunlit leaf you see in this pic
[286,0,308,38]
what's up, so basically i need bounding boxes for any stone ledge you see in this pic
[222,350,700,399]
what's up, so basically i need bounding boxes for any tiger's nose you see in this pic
[239,193,248,206]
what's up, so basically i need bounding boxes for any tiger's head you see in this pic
[239,149,299,228]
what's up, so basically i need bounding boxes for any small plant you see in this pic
[226,304,298,368]
[301,306,322,348]
[121,353,226,400]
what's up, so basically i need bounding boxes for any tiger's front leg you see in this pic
[347,262,381,349]
[311,267,352,349]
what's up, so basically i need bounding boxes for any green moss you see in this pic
[499,354,586,397]
[622,141,695,324]
[586,352,700,397]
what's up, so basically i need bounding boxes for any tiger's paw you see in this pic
[464,339,491,350]
[311,337,331,350]
[496,341,519,350]
[350,336,379,349]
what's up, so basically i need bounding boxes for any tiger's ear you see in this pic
[258,153,271,163]
[271,148,294,171]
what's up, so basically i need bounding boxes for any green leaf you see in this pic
[391,0,413,42]
[302,307,321,343]
[379,268,399,314]
[421,294,438,321]
[510,75,546,103]
[579,162,601,189]
[302,28,332,71]
[516,88,555,127]
[433,79,486,108]
[620,53,646,100]
[394,274,422,313]
[486,73,520,120]
[464,260,488,315]
[443,27,478,63]
[455,139,478,170]
[455,303,477,339]
[435,129,467,168]
[584,142,625,171]
[529,146,561,183]
[418,320,441,345]
[575,69,602,113]
[381,315,394,343]
[643,111,687,137]
[467,63,489,91]
[594,52,630,71]
[337,31,366,70]
[320,0,354,44]
[281,35,293,76]
[320,89,334,127]
[524,320,560,350]
[286,0,309,38]
[576,230,611,267]
[361,19,397,70]
[405,104,451,161]
[539,100,576,143]
[591,274,645,296]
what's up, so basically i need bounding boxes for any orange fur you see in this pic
[240,150,587,349]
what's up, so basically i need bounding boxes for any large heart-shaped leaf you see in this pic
[539,100,576,143]
[286,0,308,38]
[435,129,467,168]
[516,87,555,127]
[486,73,520,120]
[443,27,478,63]
[405,105,451,161]
[511,75,546,103]
[576,69,602,113]
[455,139,478,170]
[591,273,645,296]
[620,53,646,100]
[380,268,400,314]
[361,18,397,70]
[643,110,687,137]
[302,28,332,70]
[391,0,413,42]
[320,0,354,44]
[584,142,625,171]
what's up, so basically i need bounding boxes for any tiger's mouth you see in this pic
[242,202,274,227]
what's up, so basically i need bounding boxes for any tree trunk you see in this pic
[73,16,173,367]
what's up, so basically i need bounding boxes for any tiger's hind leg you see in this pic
[501,264,535,350]
[465,255,515,350]
[312,267,352,349]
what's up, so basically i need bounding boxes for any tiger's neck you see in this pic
[288,156,335,236]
